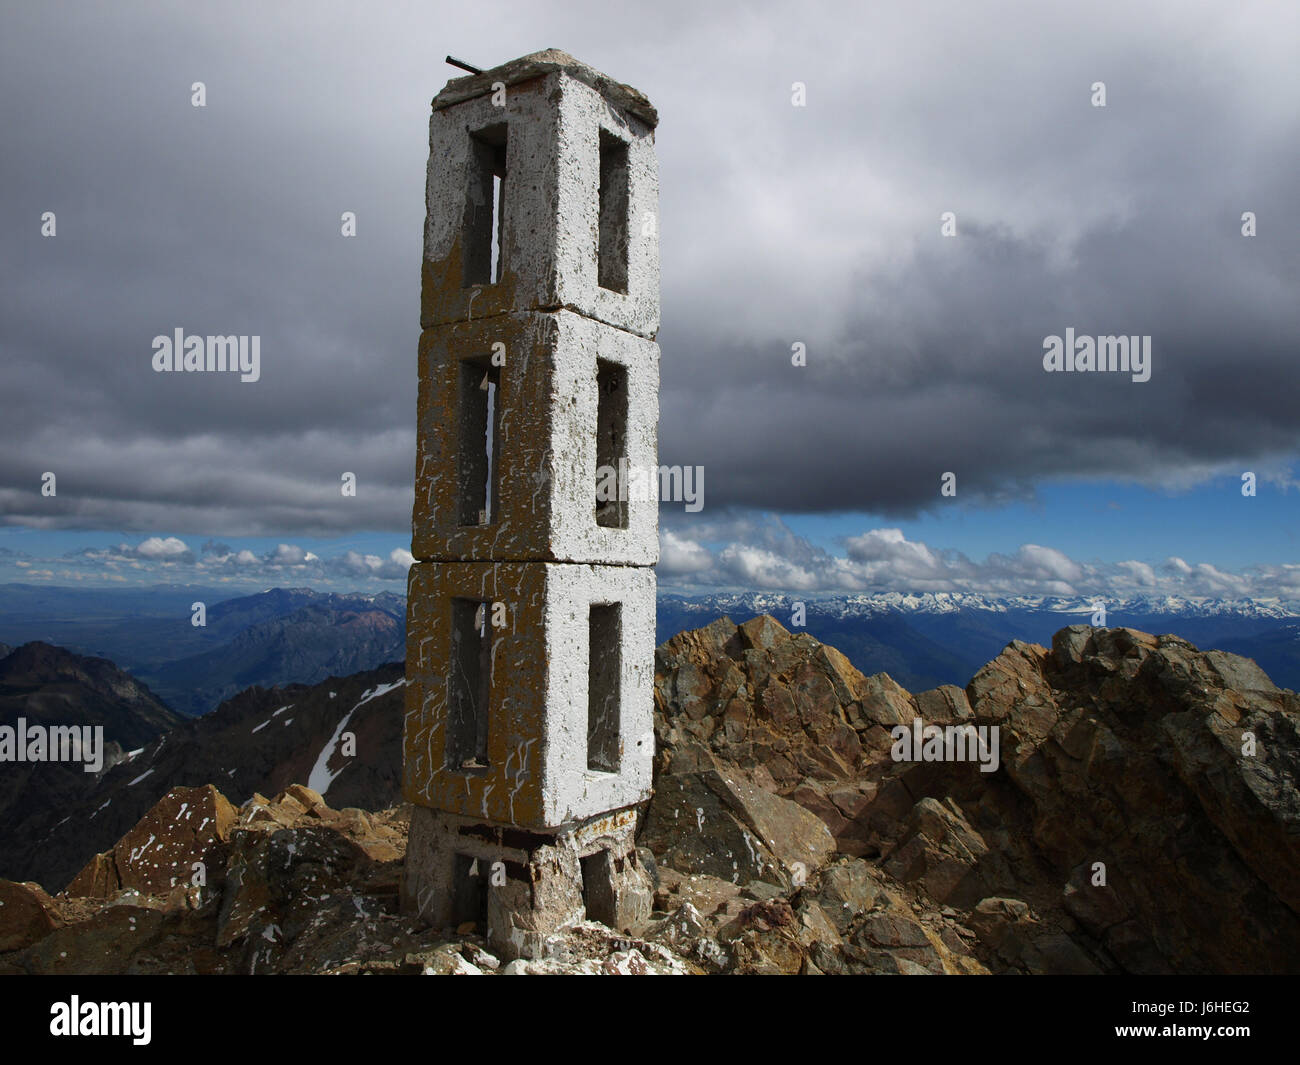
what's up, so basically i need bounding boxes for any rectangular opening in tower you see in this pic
[597,131,630,293]
[463,124,507,286]
[587,603,621,773]
[457,356,501,526]
[452,853,490,931]
[580,849,617,926]
[594,358,628,529]
[447,598,492,771]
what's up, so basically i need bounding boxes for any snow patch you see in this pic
[306,680,405,796]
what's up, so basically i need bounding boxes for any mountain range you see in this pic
[0,585,405,716]
[3,583,1298,715]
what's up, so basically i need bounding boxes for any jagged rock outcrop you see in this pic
[953,625,1300,973]
[65,784,238,899]
[640,768,834,889]
[646,616,1300,974]
[0,786,690,975]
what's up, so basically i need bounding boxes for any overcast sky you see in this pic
[1,0,1297,598]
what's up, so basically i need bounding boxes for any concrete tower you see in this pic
[401,50,659,960]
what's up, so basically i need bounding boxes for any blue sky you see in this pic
[785,477,1300,572]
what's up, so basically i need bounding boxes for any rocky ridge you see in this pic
[1,617,1296,974]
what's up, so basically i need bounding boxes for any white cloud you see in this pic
[326,549,411,580]
[659,530,714,574]
[657,515,1289,601]
[718,546,824,592]
[1116,560,1157,587]
[24,536,415,589]
[846,528,938,567]
[1190,563,1250,597]
[1006,544,1084,585]
[268,543,310,565]
[135,536,191,559]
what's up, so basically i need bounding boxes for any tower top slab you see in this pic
[432,49,658,129]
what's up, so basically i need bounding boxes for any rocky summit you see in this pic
[1,616,1296,975]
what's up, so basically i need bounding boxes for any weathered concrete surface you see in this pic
[403,561,655,828]
[421,67,659,338]
[411,310,659,565]
[431,49,658,127]
[402,804,653,960]
[403,51,661,950]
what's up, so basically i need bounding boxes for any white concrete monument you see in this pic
[401,51,660,960]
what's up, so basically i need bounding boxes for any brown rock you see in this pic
[282,784,326,810]
[65,785,237,898]
[705,771,836,879]
[23,905,165,974]
[882,797,996,907]
[814,860,883,934]
[0,880,61,952]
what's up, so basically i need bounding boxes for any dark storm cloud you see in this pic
[0,0,1295,534]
